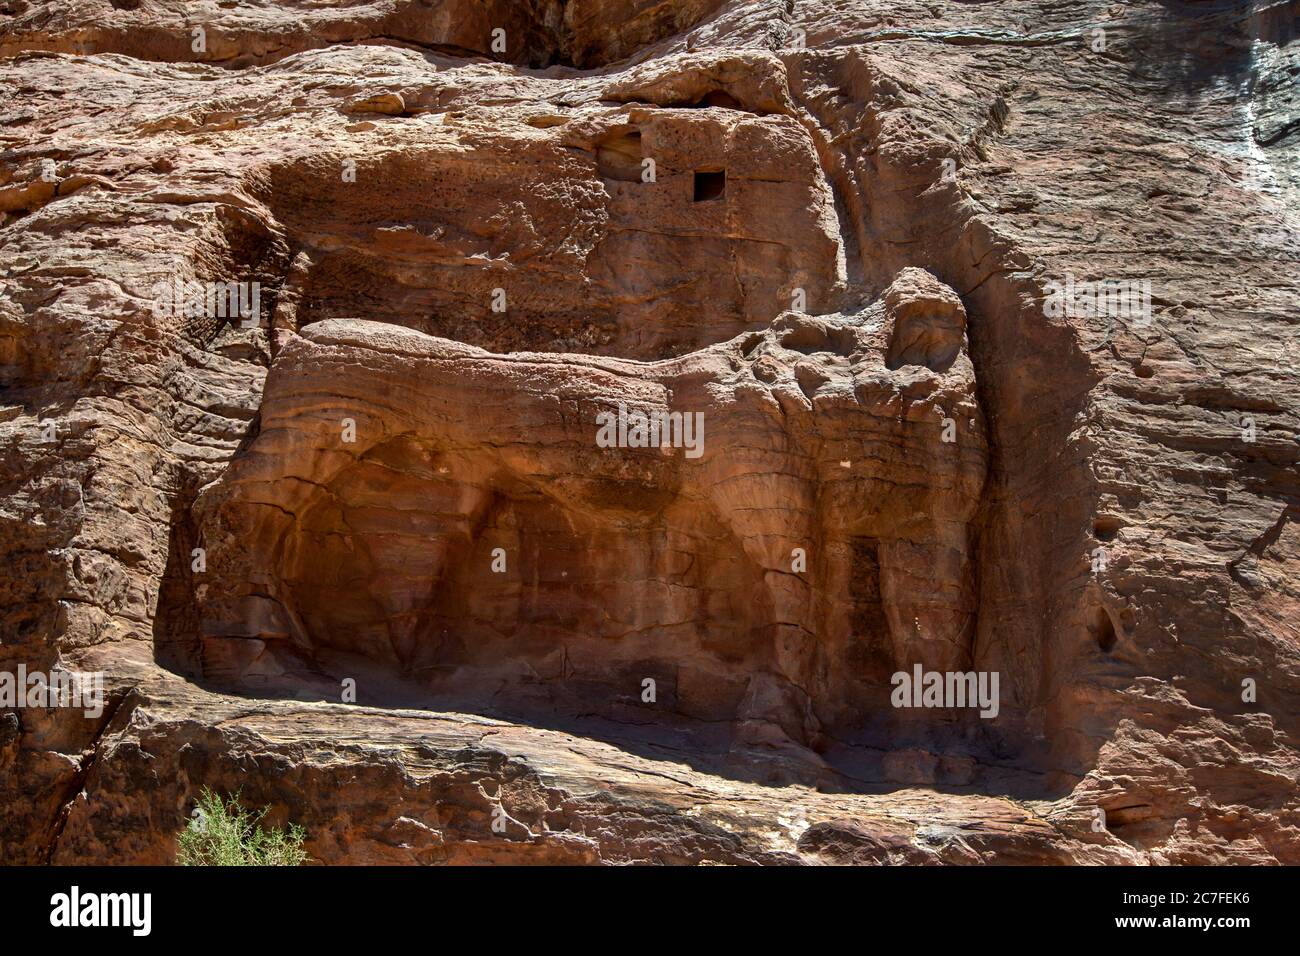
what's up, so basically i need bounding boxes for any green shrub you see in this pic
[177,787,309,866]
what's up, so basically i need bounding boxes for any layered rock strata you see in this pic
[1,0,1298,864]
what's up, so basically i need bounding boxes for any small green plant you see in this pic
[177,787,309,866]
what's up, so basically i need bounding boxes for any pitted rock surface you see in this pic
[1,0,1298,864]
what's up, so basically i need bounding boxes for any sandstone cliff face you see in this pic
[1,0,1297,865]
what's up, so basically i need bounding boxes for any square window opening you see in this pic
[693,169,726,202]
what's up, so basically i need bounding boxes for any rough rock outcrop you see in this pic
[1,0,1298,864]
[192,270,985,753]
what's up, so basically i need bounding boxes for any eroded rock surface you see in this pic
[1,0,1298,864]
[192,270,985,751]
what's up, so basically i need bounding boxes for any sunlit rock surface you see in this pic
[1,0,1298,864]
